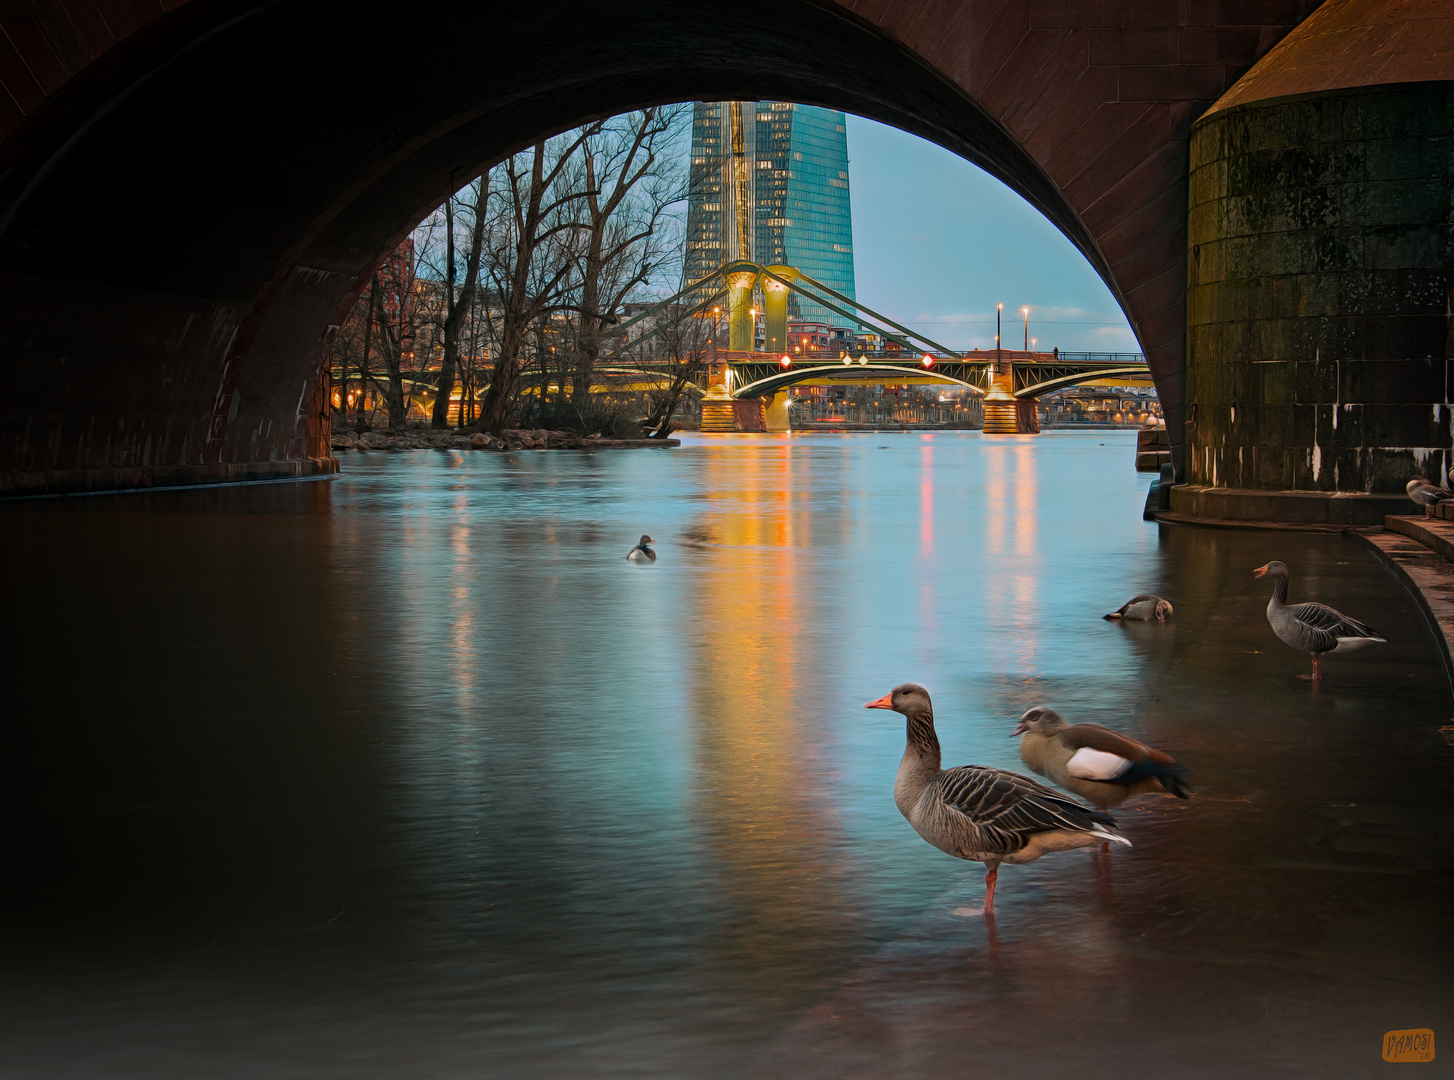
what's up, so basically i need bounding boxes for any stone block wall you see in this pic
[1185,85,1454,494]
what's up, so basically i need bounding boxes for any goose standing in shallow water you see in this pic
[865,684,1129,914]
[1407,478,1454,518]
[1104,595,1173,621]
[626,535,656,563]
[1012,707,1189,844]
[1255,561,1384,683]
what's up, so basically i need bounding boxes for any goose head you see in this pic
[1155,599,1174,620]
[1011,705,1067,737]
[1253,560,1288,580]
[637,534,654,547]
[865,683,933,719]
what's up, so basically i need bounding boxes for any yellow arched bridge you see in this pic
[603,260,1151,433]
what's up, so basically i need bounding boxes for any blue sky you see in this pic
[843,114,1138,354]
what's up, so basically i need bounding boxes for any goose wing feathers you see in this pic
[1284,600,1382,650]
[933,765,1112,855]
[1059,723,1173,765]
[1115,594,1161,613]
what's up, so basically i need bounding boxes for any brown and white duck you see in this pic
[1254,560,1385,683]
[1104,595,1172,621]
[626,534,656,563]
[1406,478,1454,518]
[1012,707,1189,825]
[865,684,1129,914]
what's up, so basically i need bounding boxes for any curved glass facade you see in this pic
[685,101,855,325]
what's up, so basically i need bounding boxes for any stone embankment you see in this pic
[332,429,678,452]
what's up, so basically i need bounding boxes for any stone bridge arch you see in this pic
[0,0,1322,493]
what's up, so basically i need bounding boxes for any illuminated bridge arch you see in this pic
[732,365,987,400]
[1014,367,1155,400]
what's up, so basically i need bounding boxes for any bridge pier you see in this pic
[982,373,1038,434]
[764,393,791,432]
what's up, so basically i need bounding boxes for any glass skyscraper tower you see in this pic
[684,101,855,325]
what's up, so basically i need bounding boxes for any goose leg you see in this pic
[1100,841,1110,855]
[983,863,1000,915]
[1312,656,1322,683]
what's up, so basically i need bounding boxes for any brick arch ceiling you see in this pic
[0,0,1318,481]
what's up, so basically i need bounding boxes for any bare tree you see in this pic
[472,130,600,435]
[370,240,421,429]
[416,177,490,428]
[571,106,688,409]
[626,299,714,438]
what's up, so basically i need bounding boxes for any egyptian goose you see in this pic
[626,535,656,563]
[865,684,1129,914]
[1407,479,1454,518]
[1104,595,1173,621]
[1254,561,1384,683]
[1012,706,1189,828]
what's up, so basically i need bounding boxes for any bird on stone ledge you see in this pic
[1406,478,1454,518]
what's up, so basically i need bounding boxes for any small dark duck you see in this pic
[626,534,656,564]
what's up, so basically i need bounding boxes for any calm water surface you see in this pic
[3,432,1451,1079]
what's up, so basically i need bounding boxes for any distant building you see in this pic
[684,101,856,326]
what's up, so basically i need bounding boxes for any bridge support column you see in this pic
[764,392,791,432]
[700,384,737,433]
[727,271,758,352]
[982,374,1020,434]
[1016,399,1040,434]
[1180,79,1454,524]
[762,266,794,356]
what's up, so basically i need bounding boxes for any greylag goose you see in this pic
[1406,479,1454,518]
[865,684,1129,913]
[1012,707,1189,828]
[1254,561,1385,682]
[1103,595,1172,621]
[626,534,656,563]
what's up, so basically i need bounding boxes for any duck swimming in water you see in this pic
[866,684,1129,914]
[626,535,656,563]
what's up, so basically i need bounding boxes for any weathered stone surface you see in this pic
[1186,84,1454,498]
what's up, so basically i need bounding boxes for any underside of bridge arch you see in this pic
[0,0,1323,495]
[734,367,985,399]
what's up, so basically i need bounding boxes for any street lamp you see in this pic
[996,302,1003,373]
[1022,306,1030,351]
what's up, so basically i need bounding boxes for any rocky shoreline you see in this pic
[332,428,679,452]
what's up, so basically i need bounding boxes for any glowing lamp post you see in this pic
[1022,306,1030,351]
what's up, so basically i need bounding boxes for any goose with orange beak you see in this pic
[1254,560,1385,684]
[866,683,1128,914]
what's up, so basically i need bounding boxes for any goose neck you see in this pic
[1267,571,1289,607]
[904,709,941,771]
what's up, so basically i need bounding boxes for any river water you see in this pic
[3,431,1451,1079]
